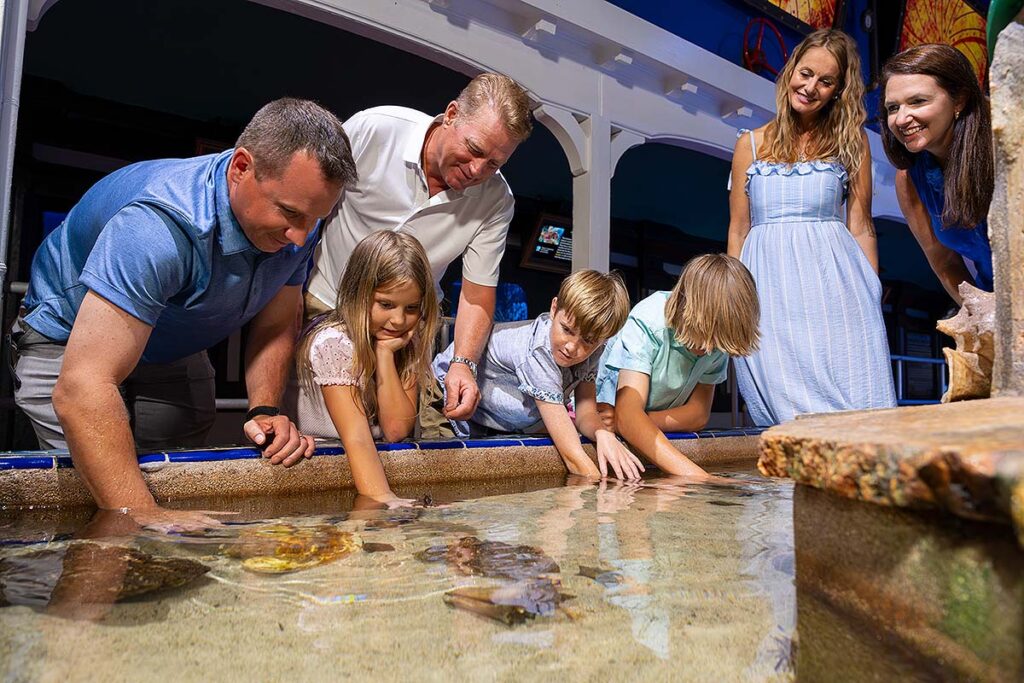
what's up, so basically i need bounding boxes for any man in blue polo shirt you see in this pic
[12,98,356,530]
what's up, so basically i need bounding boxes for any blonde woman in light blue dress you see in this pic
[727,29,895,426]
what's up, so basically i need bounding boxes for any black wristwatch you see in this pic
[245,405,280,422]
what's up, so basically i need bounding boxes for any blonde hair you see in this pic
[296,232,440,423]
[665,254,759,357]
[761,29,866,178]
[556,270,630,342]
[455,73,533,141]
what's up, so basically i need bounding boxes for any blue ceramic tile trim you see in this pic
[0,429,762,470]
[166,449,262,463]
[377,442,418,452]
[416,440,466,451]
[462,439,524,449]
[0,455,56,470]
[311,446,346,457]
[519,437,555,447]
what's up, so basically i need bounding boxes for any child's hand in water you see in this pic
[595,430,645,480]
[351,492,418,513]
[375,328,416,355]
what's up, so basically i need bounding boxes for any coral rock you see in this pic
[937,282,995,402]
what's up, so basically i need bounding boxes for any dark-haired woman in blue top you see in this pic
[880,44,994,304]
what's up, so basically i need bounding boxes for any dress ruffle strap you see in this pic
[745,159,849,200]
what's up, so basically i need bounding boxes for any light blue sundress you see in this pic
[734,130,896,426]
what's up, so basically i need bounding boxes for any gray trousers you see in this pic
[11,318,216,451]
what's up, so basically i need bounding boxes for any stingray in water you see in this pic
[415,536,559,581]
[443,578,573,626]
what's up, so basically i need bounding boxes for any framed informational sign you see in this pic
[520,214,573,274]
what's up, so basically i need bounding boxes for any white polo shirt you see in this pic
[306,106,514,307]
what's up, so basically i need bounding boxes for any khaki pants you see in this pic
[418,377,456,440]
[303,291,332,326]
[11,317,216,451]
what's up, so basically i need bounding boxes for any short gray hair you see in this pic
[455,73,532,141]
[236,98,358,186]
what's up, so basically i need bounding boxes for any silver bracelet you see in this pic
[450,355,478,378]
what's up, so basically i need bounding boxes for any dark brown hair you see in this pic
[879,44,993,229]
[236,98,358,186]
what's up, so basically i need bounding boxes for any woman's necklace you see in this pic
[797,132,810,162]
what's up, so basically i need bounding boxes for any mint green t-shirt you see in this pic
[595,291,728,411]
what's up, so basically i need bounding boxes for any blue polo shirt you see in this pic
[23,150,317,364]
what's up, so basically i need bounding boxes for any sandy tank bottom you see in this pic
[0,469,795,682]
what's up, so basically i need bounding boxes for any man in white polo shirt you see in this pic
[305,73,532,422]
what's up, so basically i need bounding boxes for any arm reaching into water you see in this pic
[444,281,495,420]
[53,292,231,531]
[535,400,601,479]
[323,384,412,507]
[612,370,708,479]
[574,381,644,480]
[647,383,715,433]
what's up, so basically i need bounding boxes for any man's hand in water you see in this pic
[244,414,314,466]
[124,506,235,534]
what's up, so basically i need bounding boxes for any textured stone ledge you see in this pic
[0,431,761,508]
[758,398,1024,546]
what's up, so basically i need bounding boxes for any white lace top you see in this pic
[296,325,382,439]
[309,326,361,387]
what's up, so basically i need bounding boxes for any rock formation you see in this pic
[936,283,995,402]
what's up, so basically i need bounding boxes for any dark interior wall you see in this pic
[22,0,575,206]
[18,0,943,303]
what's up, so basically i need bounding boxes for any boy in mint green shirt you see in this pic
[595,254,759,478]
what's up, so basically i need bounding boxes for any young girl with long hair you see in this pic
[880,44,994,302]
[296,231,439,506]
[727,29,896,426]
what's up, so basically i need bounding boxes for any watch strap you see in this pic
[449,355,478,378]
[245,405,280,422]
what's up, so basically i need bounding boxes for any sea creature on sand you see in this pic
[937,282,995,402]
[225,523,362,574]
[0,542,209,608]
[443,579,573,626]
[415,536,559,580]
